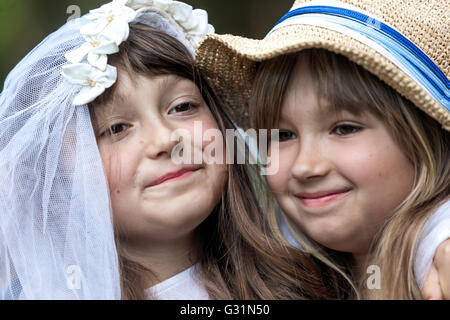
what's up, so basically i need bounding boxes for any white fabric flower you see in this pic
[61,63,117,106]
[152,0,171,11]
[184,9,215,47]
[127,0,172,11]
[190,10,211,34]
[62,0,215,107]
[168,1,193,28]
[126,0,153,10]
[81,0,137,45]
[127,0,214,50]
[65,36,119,71]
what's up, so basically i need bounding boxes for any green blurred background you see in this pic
[0,0,293,89]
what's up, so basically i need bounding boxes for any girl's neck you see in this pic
[122,232,200,288]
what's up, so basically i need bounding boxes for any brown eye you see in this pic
[274,130,297,142]
[110,123,129,135]
[100,123,130,138]
[168,102,198,114]
[333,124,361,136]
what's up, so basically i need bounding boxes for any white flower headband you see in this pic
[61,0,215,106]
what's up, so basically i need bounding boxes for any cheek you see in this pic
[200,118,220,150]
[338,140,413,188]
[207,163,228,199]
[181,112,228,193]
[181,112,221,153]
[98,143,136,193]
[332,150,373,184]
[366,147,414,201]
[267,145,294,193]
[335,138,414,217]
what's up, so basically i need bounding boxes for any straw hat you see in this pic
[195,0,449,130]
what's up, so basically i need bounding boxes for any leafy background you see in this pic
[0,0,293,88]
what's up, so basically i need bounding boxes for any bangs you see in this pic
[300,49,368,117]
[251,49,398,130]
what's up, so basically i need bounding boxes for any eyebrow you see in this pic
[316,96,364,117]
[280,101,363,125]
[159,75,190,90]
[95,93,129,120]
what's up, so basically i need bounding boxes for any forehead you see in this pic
[113,71,175,101]
[98,71,192,111]
[280,55,366,121]
[281,61,330,119]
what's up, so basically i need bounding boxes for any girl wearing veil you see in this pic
[0,0,346,299]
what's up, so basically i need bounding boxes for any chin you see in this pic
[301,219,351,248]
[313,230,367,253]
[151,206,212,228]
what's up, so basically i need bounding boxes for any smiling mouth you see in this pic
[148,168,202,188]
[295,189,351,208]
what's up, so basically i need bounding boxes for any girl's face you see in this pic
[94,72,227,244]
[266,59,415,256]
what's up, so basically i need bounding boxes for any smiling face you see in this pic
[92,71,227,244]
[266,57,415,256]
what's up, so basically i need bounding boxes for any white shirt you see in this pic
[415,199,450,287]
[145,265,209,300]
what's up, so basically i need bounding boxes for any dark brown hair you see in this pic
[250,48,450,299]
[90,25,348,299]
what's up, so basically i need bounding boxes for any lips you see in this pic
[147,167,202,188]
[295,188,351,208]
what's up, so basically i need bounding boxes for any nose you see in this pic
[290,139,331,181]
[143,119,179,159]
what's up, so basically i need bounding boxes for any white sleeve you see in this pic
[414,199,450,288]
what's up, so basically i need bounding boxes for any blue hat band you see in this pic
[268,5,449,111]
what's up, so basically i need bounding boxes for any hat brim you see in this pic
[195,24,450,130]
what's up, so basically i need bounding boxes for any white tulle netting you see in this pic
[0,16,122,299]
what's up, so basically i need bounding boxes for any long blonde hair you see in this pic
[250,49,450,299]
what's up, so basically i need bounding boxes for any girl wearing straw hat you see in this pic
[0,0,347,299]
[196,0,450,299]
